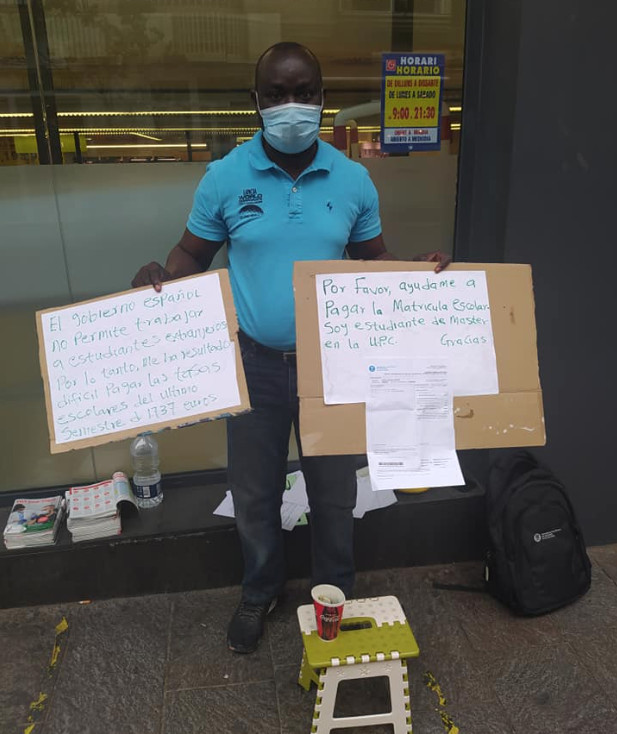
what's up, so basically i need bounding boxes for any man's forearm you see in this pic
[371,251,399,261]
[165,243,213,278]
[367,249,451,273]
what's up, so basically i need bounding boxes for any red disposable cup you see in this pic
[311,584,346,641]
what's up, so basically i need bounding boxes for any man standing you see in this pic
[132,42,450,653]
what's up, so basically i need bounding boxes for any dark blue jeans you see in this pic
[227,332,358,605]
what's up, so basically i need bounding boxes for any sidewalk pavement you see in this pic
[1,544,616,734]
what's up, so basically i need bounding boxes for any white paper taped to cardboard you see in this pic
[315,270,499,404]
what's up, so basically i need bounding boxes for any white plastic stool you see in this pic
[297,595,419,733]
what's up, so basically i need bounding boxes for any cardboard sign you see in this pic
[294,261,545,456]
[36,270,250,453]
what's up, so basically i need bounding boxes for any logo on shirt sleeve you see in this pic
[238,188,264,219]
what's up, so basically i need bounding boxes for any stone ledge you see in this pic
[0,464,487,609]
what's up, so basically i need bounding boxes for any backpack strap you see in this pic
[432,581,486,593]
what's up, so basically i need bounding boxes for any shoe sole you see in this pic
[227,639,257,654]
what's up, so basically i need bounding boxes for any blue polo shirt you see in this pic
[187,131,382,350]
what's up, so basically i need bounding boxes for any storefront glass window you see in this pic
[0,0,466,491]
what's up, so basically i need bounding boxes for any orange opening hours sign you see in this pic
[380,53,445,152]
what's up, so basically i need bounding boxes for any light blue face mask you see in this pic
[257,99,323,155]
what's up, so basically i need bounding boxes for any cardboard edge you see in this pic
[38,270,252,454]
[35,309,59,451]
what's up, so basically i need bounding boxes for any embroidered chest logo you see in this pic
[238,188,264,219]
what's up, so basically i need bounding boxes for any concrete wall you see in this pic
[462,0,615,544]
[505,0,615,543]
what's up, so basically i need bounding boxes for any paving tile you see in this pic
[353,564,430,598]
[485,643,617,734]
[0,602,71,634]
[274,664,324,734]
[3,553,617,734]
[443,702,517,734]
[589,544,617,584]
[392,571,515,716]
[406,625,505,715]
[332,675,393,718]
[407,707,454,734]
[163,681,280,734]
[274,663,397,734]
[0,603,71,733]
[165,586,274,690]
[560,621,617,710]
[354,561,470,600]
[395,570,472,652]
[275,658,515,734]
[423,560,485,590]
[430,565,562,656]
[549,563,617,637]
[425,558,484,592]
[267,579,311,669]
[43,595,171,734]
[411,700,516,734]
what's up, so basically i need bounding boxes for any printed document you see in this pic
[365,358,464,490]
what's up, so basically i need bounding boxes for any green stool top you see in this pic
[298,595,420,669]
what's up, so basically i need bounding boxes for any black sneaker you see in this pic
[227,598,277,654]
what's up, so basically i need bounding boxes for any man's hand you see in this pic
[413,250,452,273]
[131,262,173,292]
[131,231,225,292]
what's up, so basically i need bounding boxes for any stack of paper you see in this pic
[66,472,136,542]
[4,495,65,549]
[214,468,398,526]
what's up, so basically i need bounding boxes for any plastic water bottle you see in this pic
[130,435,163,509]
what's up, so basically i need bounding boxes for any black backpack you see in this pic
[484,451,591,615]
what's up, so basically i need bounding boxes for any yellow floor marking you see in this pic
[48,616,68,671]
[23,617,70,733]
[29,692,48,712]
[424,670,460,733]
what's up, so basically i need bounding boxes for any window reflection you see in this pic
[0,0,466,491]
[0,0,464,164]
